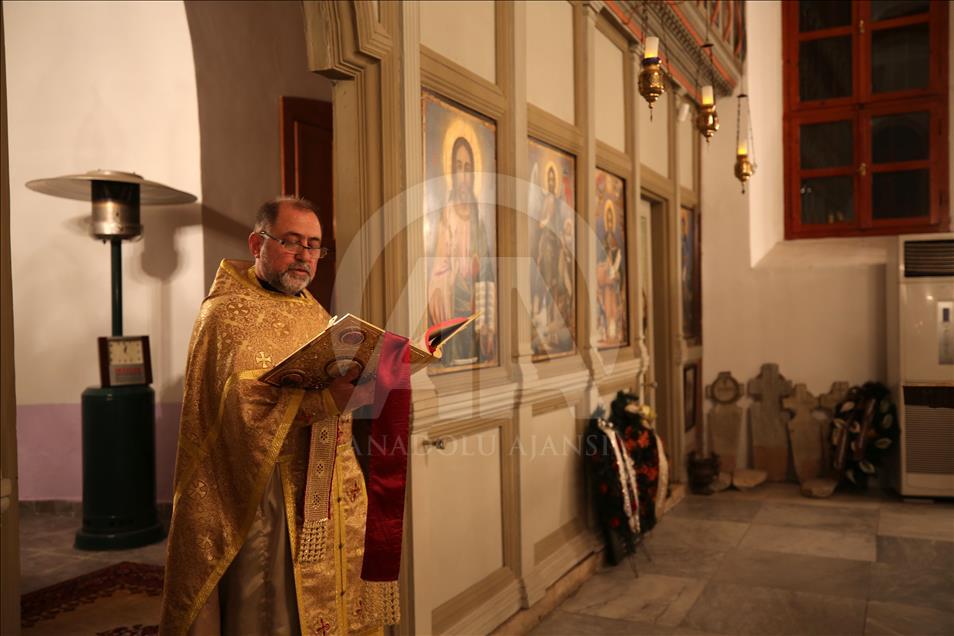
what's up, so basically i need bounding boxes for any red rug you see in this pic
[22,561,163,635]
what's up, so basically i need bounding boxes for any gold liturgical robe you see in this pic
[159,260,399,636]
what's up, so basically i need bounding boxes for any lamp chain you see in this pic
[644,1,652,121]
[736,93,742,151]
[748,96,757,168]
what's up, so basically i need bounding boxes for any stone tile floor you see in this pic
[17,484,954,635]
[19,509,168,595]
[531,484,954,636]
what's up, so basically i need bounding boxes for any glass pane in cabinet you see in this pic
[799,1,851,32]
[871,1,929,22]
[872,24,930,94]
[872,170,929,219]
[800,176,854,224]
[872,111,930,164]
[800,37,852,101]
[800,121,853,169]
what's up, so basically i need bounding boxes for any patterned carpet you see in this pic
[21,562,162,635]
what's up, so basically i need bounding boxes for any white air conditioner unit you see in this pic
[886,233,954,497]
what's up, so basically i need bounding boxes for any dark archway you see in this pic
[184,0,333,288]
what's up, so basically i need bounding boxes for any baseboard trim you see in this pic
[19,500,172,525]
[436,569,524,635]
[523,529,599,606]
[490,549,603,636]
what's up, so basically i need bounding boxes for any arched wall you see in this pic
[184,0,333,290]
[6,0,333,503]
[5,0,203,502]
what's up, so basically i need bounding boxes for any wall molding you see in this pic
[433,567,523,635]
[533,518,587,566]
[522,527,600,607]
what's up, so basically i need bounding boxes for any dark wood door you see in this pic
[280,97,334,310]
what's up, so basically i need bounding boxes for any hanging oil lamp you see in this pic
[638,36,665,115]
[696,40,719,142]
[696,83,719,141]
[637,2,665,117]
[734,93,756,192]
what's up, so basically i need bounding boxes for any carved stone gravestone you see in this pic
[747,363,793,481]
[706,371,744,473]
[801,477,838,498]
[711,472,732,492]
[733,468,767,490]
[784,384,824,484]
[817,381,850,474]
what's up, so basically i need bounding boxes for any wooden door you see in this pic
[645,194,681,479]
[637,197,657,408]
[280,97,335,310]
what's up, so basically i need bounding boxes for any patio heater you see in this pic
[26,169,195,549]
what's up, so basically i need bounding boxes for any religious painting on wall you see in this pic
[680,206,701,343]
[528,138,576,358]
[422,91,498,371]
[595,169,629,349]
[683,362,700,432]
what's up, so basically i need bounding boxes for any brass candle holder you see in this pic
[696,103,719,142]
[638,57,665,111]
[735,92,756,192]
[734,152,754,193]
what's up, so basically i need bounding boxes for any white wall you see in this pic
[746,0,784,265]
[421,0,497,83]
[702,0,900,403]
[638,85,669,177]
[677,97,694,190]
[525,0,575,125]
[594,29,625,152]
[5,0,202,500]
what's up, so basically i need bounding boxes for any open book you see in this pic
[259,313,478,389]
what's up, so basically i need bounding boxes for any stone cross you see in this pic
[783,384,824,484]
[705,372,744,473]
[747,363,793,481]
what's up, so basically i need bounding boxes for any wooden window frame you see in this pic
[782,0,949,239]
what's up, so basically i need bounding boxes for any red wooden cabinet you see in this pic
[782,0,949,239]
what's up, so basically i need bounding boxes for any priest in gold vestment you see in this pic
[160,198,401,636]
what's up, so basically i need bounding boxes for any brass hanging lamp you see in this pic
[734,93,756,192]
[637,1,665,117]
[695,2,719,142]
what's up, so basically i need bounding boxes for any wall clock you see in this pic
[97,335,152,387]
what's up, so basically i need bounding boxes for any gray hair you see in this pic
[254,196,322,233]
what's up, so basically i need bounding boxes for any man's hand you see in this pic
[327,365,374,413]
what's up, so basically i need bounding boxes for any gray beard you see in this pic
[263,267,312,295]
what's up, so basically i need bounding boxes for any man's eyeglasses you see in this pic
[258,231,330,259]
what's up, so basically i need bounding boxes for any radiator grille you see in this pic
[904,239,954,278]
[905,404,954,475]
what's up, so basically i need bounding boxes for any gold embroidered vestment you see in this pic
[159,260,398,636]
